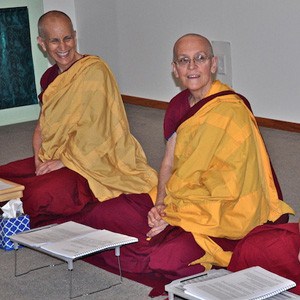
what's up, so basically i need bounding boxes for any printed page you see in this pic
[267,292,300,299]
[40,229,138,259]
[10,221,96,247]
[184,266,296,300]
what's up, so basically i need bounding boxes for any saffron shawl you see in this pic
[162,81,294,269]
[39,56,157,200]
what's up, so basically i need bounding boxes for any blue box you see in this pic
[0,214,30,250]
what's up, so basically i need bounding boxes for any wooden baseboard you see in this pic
[122,94,300,133]
[122,95,168,110]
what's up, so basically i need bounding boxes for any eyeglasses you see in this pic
[174,54,212,67]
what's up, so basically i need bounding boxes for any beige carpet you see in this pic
[0,103,299,299]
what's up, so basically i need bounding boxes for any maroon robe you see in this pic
[0,62,98,228]
[0,157,97,227]
[75,193,239,297]
[0,82,290,296]
[228,223,300,295]
[69,89,289,296]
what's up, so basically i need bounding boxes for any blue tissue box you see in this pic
[0,214,30,251]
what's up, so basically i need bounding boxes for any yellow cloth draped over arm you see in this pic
[163,81,294,269]
[39,56,157,200]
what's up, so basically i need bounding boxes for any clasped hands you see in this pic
[35,159,64,175]
[147,204,168,238]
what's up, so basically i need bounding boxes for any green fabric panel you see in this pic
[0,6,37,109]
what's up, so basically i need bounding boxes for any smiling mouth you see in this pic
[187,74,200,79]
[57,51,69,58]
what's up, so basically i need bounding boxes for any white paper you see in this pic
[10,221,139,260]
[41,229,138,259]
[11,221,96,247]
[184,266,296,300]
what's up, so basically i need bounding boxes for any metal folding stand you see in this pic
[67,247,123,299]
[13,242,123,299]
[14,246,65,277]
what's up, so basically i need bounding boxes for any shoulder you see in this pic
[164,89,190,140]
[206,97,255,135]
[166,89,190,117]
[214,95,252,117]
[80,55,116,81]
[82,55,111,72]
[168,89,190,108]
[40,64,59,90]
[39,64,59,102]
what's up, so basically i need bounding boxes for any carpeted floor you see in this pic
[0,103,299,299]
[0,104,169,299]
[0,247,166,300]
[0,103,299,221]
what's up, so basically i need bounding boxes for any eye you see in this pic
[177,57,190,65]
[49,38,60,45]
[63,36,73,42]
[194,54,206,63]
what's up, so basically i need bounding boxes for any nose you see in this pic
[58,40,68,51]
[187,59,197,69]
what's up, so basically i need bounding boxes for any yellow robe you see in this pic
[39,56,157,200]
[162,80,294,269]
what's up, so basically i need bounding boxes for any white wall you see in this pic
[73,0,300,123]
[74,1,119,77]
[1,1,299,124]
[42,0,77,32]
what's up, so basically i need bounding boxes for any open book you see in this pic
[183,266,296,300]
[10,221,138,259]
[0,178,25,202]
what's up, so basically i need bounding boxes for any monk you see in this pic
[0,11,157,226]
[76,33,294,281]
[228,220,300,295]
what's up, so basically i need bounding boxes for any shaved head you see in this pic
[38,10,74,39]
[173,33,214,61]
[37,10,80,72]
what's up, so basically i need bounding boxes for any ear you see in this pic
[172,62,179,78]
[73,30,78,47]
[211,56,218,74]
[37,36,46,52]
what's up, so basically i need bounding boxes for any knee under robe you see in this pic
[77,193,239,280]
[228,223,300,295]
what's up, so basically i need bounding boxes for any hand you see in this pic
[147,204,168,238]
[147,219,168,238]
[35,159,64,176]
[147,204,166,227]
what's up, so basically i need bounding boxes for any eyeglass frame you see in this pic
[173,53,213,67]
